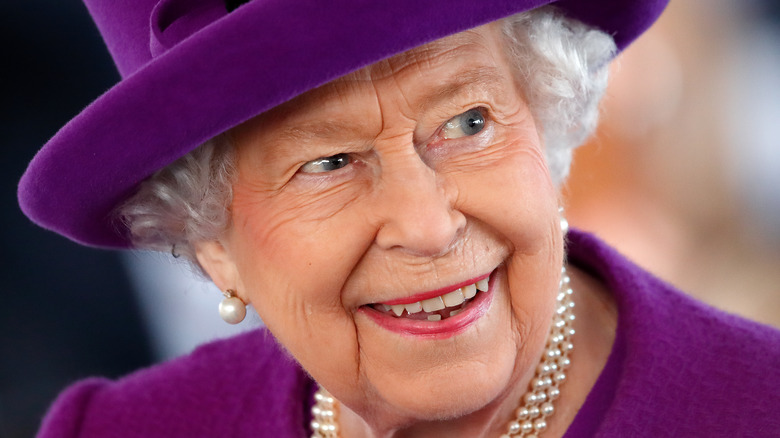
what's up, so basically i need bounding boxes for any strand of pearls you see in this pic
[311,389,339,437]
[501,266,574,438]
[310,267,574,438]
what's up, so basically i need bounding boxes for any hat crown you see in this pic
[84,0,228,77]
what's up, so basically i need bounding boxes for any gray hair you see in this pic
[501,8,615,182]
[118,6,616,267]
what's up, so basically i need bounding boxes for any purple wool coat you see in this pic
[37,231,780,437]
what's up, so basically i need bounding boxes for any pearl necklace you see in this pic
[311,266,575,438]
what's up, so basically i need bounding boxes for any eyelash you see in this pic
[299,153,351,174]
[436,107,489,140]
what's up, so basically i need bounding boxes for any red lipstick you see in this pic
[380,272,491,306]
[360,271,496,339]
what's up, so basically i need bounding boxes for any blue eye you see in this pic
[441,108,486,139]
[300,153,351,174]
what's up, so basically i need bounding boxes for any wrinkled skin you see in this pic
[197,22,614,438]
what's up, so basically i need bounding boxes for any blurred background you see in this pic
[565,0,780,328]
[1,0,778,436]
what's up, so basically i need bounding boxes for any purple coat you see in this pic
[37,231,780,437]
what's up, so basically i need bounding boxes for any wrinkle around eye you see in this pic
[284,172,370,221]
[436,125,545,178]
[421,121,496,167]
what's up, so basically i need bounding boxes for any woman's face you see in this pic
[201,22,563,430]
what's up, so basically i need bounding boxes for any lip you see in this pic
[360,270,497,339]
[379,272,492,306]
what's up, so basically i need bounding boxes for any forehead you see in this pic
[249,23,508,121]
[344,23,502,82]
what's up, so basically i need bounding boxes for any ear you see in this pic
[195,240,242,296]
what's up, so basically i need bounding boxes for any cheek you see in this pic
[452,135,559,253]
[230,175,372,274]
[451,134,562,344]
[230,192,360,312]
[227,187,377,388]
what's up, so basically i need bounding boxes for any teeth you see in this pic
[421,296,446,312]
[462,284,477,299]
[442,289,465,307]
[376,275,492,318]
[404,302,423,314]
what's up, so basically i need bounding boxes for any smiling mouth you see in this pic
[368,276,490,322]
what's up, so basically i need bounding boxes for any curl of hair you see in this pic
[118,6,615,271]
[502,7,615,183]
[118,134,235,267]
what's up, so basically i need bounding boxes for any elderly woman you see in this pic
[19,0,780,437]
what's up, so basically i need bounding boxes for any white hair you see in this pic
[501,8,615,182]
[118,6,616,268]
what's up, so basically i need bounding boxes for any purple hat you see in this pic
[18,0,668,248]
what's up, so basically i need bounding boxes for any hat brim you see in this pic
[18,0,668,248]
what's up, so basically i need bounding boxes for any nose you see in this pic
[373,150,466,257]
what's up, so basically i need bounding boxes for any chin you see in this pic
[358,318,525,428]
[407,371,516,420]
[356,361,518,434]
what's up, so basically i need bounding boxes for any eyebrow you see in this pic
[276,65,507,144]
[415,65,507,113]
[276,119,364,145]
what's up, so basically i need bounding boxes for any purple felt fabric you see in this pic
[564,232,780,436]
[37,329,313,437]
[17,0,669,249]
[36,231,780,437]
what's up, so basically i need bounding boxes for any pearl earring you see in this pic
[219,289,247,324]
[559,206,569,234]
